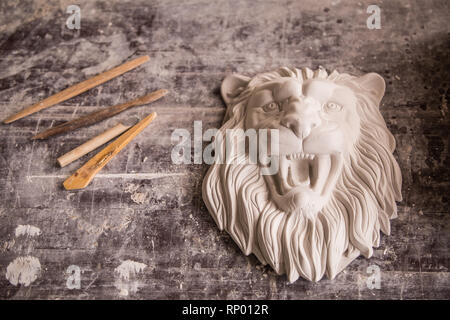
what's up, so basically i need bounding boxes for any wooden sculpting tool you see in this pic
[31,89,167,140]
[57,123,131,168]
[3,55,150,124]
[63,112,157,190]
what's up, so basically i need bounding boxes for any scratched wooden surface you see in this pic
[0,0,449,299]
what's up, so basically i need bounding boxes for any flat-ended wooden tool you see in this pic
[57,123,131,167]
[32,89,167,140]
[3,55,150,124]
[63,112,157,190]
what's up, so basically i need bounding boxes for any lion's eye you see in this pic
[262,102,280,113]
[324,102,342,112]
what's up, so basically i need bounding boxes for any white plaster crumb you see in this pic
[66,193,75,200]
[6,256,41,286]
[15,225,41,237]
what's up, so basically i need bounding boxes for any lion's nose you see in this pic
[281,113,321,139]
[281,98,322,138]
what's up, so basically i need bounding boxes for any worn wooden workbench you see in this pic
[0,0,448,299]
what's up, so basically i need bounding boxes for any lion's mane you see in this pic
[202,67,402,282]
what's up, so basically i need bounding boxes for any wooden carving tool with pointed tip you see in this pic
[3,55,150,124]
[63,112,157,190]
[32,89,167,140]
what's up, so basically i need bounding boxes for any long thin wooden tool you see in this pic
[3,55,150,124]
[32,89,167,140]
[57,123,131,168]
[63,112,157,190]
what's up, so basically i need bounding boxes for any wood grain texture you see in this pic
[32,89,167,140]
[0,0,448,300]
[57,123,131,167]
[3,55,150,123]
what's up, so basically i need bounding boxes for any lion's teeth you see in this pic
[311,154,331,193]
[279,155,291,193]
[287,165,296,187]
[286,152,319,160]
[276,152,339,194]
[321,153,344,196]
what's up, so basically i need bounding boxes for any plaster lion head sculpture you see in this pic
[202,67,402,282]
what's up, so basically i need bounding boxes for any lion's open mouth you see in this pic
[262,152,344,213]
[279,152,343,195]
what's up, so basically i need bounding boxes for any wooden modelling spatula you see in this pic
[63,112,157,190]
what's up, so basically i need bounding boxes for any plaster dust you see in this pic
[124,183,139,194]
[114,260,147,296]
[130,192,149,204]
[124,183,149,204]
[5,256,41,286]
[15,225,41,237]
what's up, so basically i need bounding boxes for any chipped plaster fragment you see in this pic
[6,256,41,286]
[15,225,41,237]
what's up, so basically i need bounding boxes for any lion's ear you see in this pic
[221,73,250,106]
[356,73,386,105]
